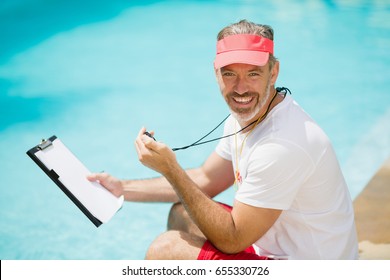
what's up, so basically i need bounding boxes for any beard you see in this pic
[227,77,272,124]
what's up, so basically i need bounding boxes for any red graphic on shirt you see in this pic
[235,170,242,184]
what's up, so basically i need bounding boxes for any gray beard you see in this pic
[230,78,272,125]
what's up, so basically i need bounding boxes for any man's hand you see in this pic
[87,172,124,198]
[135,127,178,176]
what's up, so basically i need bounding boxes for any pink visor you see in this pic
[214,34,274,69]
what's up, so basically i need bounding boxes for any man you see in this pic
[88,20,358,260]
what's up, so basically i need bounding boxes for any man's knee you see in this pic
[145,231,176,260]
[168,202,188,229]
[145,230,204,260]
[167,202,205,238]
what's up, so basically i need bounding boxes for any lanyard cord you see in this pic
[172,87,291,152]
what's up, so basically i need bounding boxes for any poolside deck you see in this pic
[353,157,390,259]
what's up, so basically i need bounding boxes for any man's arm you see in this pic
[137,128,281,254]
[87,134,235,203]
[120,152,234,203]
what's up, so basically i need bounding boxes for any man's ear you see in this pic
[215,67,222,84]
[270,61,280,87]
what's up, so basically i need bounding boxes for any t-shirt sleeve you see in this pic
[235,139,314,210]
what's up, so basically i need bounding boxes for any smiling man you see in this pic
[88,20,358,260]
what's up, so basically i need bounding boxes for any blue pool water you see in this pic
[1,0,389,259]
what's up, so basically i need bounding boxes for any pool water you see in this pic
[1,0,389,259]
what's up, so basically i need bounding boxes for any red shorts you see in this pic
[197,203,271,260]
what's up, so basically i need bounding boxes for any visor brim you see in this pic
[214,50,270,69]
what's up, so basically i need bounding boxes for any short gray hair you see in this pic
[217,19,278,69]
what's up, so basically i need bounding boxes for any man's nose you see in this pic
[233,77,249,95]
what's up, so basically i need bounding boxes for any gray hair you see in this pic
[217,19,278,69]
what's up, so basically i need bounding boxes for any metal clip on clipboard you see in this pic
[38,139,53,150]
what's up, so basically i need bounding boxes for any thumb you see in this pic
[87,173,99,181]
[141,134,159,150]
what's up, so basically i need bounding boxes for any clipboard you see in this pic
[26,135,124,227]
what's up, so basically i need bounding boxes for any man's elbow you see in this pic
[213,239,250,255]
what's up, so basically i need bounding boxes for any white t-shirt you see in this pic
[216,94,358,259]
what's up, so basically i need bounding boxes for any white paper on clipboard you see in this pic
[34,137,124,224]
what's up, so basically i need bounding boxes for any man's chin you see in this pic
[230,110,259,125]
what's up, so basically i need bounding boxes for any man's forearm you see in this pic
[121,168,210,203]
[122,176,179,203]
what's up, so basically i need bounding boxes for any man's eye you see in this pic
[222,72,235,77]
[249,72,261,76]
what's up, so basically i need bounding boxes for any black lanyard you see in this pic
[171,87,291,151]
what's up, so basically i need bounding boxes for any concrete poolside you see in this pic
[353,157,390,260]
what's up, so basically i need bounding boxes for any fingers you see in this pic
[87,172,110,184]
[142,135,159,150]
[137,127,147,139]
[135,127,159,154]
[134,127,175,172]
[87,172,124,198]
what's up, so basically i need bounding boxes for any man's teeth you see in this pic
[233,97,252,103]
